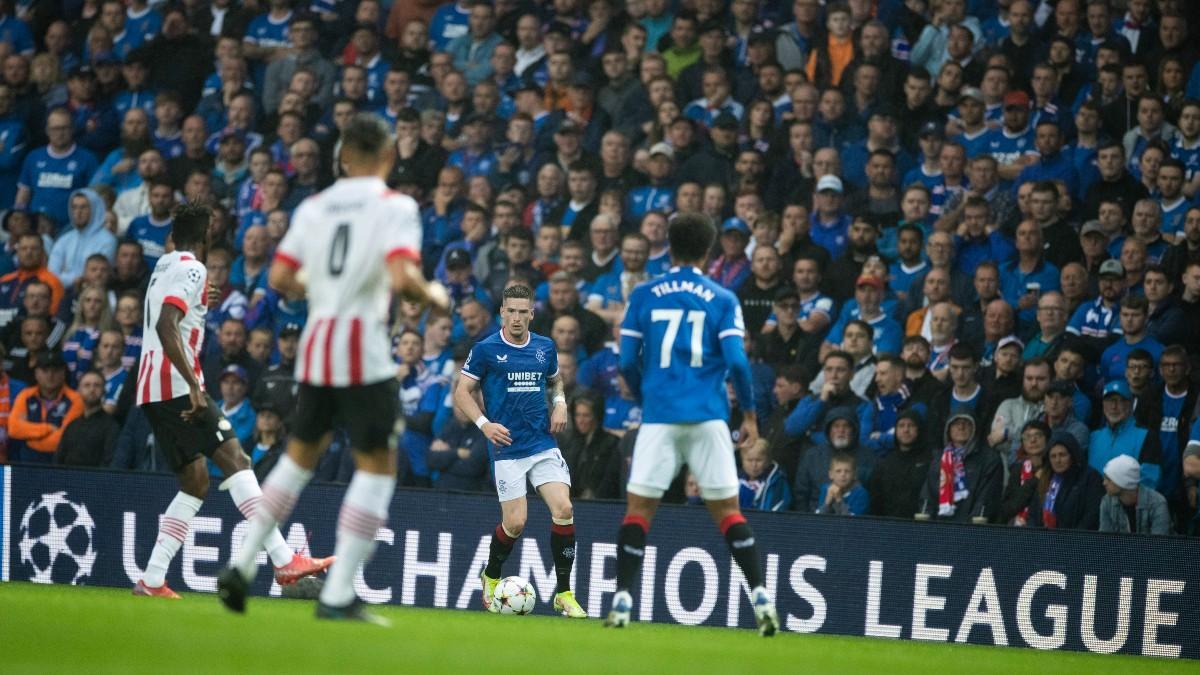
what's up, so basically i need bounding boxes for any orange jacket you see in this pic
[8,386,84,454]
[0,267,66,315]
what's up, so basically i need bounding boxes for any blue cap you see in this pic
[721,217,750,236]
[220,364,248,384]
[1102,380,1132,400]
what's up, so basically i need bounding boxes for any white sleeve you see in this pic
[382,195,422,264]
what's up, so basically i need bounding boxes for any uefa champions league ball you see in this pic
[493,576,537,615]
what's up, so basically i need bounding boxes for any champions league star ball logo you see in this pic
[17,492,98,585]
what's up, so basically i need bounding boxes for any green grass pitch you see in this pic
[0,582,1189,674]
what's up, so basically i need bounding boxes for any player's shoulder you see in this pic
[527,332,555,350]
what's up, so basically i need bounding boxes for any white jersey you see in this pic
[276,175,421,387]
[136,250,208,405]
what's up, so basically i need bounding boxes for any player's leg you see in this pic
[481,464,528,612]
[689,421,778,636]
[607,425,678,627]
[219,388,335,612]
[137,456,208,598]
[528,448,585,617]
[315,446,396,625]
[316,382,400,624]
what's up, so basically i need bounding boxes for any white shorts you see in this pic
[493,448,572,502]
[628,421,738,500]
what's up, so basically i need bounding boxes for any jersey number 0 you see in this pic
[651,309,705,368]
[329,223,350,276]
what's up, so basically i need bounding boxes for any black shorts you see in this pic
[291,379,399,452]
[141,393,237,472]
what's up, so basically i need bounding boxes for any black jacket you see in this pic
[921,413,1004,522]
[868,410,931,519]
[793,407,876,513]
[559,426,622,500]
[55,409,120,467]
[1027,433,1104,530]
[427,420,491,493]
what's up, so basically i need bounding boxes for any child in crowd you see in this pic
[817,452,869,515]
[738,439,792,512]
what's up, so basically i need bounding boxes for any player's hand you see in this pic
[482,422,512,446]
[426,281,450,311]
[737,416,758,451]
[182,385,207,422]
[550,401,568,434]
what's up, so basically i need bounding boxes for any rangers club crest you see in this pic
[535,349,545,364]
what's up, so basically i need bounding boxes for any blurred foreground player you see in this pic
[453,284,587,619]
[134,203,330,599]
[218,113,447,623]
[606,213,779,635]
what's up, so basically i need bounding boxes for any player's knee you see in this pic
[550,502,573,522]
[502,516,526,538]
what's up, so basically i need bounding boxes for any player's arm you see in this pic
[547,372,568,434]
[268,258,306,301]
[718,306,757,449]
[156,303,205,420]
[388,254,449,310]
[453,371,512,447]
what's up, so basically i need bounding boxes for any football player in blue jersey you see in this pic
[605,213,779,636]
[453,284,587,619]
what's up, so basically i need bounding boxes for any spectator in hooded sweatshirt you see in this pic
[1028,432,1105,530]
[1099,455,1170,535]
[920,412,1003,522]
[793,406,876,513]
[869,406,932,519]
[48,188,118,288]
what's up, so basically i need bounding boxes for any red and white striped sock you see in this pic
[226,469,293,568]
[233,458,313,581]
[142,492,203,588]
[319,471,395,608]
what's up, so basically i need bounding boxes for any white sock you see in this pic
[142,492,203,588]
[319,471,395,607]
[233,458,313,580]
[226,469,294,568]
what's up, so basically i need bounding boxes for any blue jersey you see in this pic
[125,7,162,43]
[18,145,98,229]
[245,12,293,50]
[619,266,752,424]
[953,128,991,159]
[627,186,675,218]
[984,126,1035,168]
[429,2,470,51]
[1067,297,1121,339]
[1169,137,1200,182]
[1160,198,1189,238]
[125,215,172,267]
[0,15,34,55]
[460,330,558,461]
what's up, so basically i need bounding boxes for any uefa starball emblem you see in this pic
[17,491,97,585]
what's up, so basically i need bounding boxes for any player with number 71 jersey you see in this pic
[618,266,748,424]
[274,177,422,387]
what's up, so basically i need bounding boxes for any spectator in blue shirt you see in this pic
[627,143,675,218]
[446,113,497,179]
[123,181,173,269]
[1099,295,1165,382]
[15,108,99,232]
[1000,220,1061,332]
[1016,119,1080,201]
[0,82,28,207]
[49,188,117,288]
[211,364,255,476]
[954,196,1016,278]
[429,0,471,53]
[811,175,851,258]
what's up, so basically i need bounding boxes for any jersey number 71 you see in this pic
[651,309,705,368]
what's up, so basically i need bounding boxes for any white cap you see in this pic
[816,175,843,193]
[648,142,675,160]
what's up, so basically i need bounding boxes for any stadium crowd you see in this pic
[0,0,1199,537]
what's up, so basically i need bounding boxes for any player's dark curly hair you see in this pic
[501,284,534,304]
[668,212,716,265]
[340,112,394,157]
[171,202,211,250]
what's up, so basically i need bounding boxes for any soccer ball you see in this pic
[17,491,97,585]
[492,576,537,615]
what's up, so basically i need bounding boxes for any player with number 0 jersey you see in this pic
[219,113,448,623]
[606,213,779,635]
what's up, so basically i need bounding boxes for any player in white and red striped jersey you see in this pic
[134,203,332,600]
[220,113,448,623]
